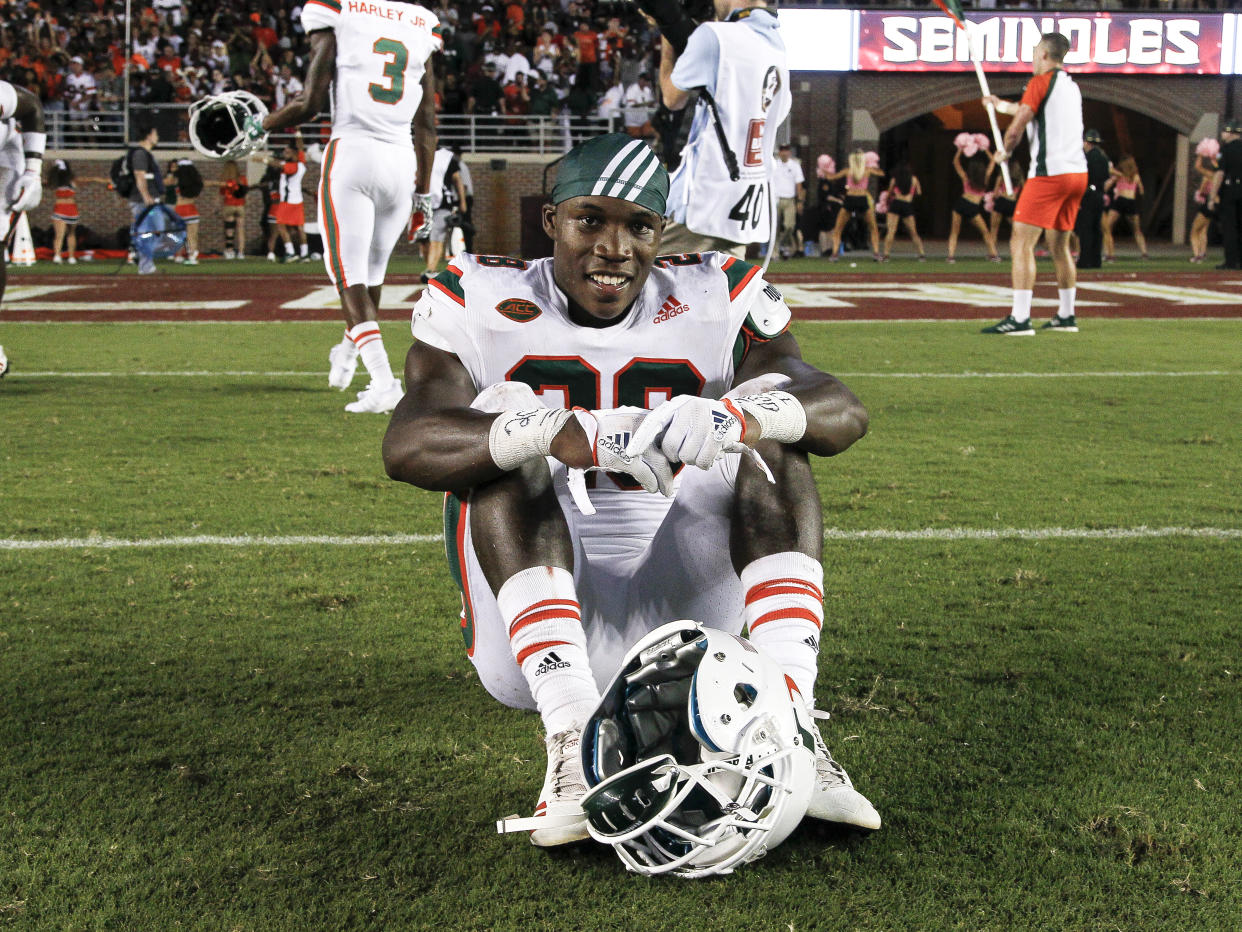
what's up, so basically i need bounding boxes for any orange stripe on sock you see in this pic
[515,640,571,666]
[745,577,825,604]
[509,606,581,639]
[750,607,822,631]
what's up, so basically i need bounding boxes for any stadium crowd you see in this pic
[0,0,671,143]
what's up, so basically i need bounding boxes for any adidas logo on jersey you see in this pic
[533,651,571,676]
[653,294,689,324]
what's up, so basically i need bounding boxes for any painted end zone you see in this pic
[3,271,1241,322]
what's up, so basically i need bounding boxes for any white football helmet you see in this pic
[580,620,816,878]
[188,90,269,160]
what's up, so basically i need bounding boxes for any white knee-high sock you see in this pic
[742,552,824,703]
[497,566,599,735]
[1011,290,1033,323]
[1058,287,1076,318]
[347,320,396,388]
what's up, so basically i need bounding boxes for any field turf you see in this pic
[2,316,1240,929]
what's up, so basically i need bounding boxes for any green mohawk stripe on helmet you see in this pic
[552,134,669,216]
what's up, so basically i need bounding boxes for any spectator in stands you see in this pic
[598,74,624,124]
[622,72,655,142]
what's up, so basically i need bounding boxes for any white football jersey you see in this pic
[667,11,791,244]
[301,0,442,148]
[412,251,791,508]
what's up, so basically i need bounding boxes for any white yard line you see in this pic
[2,527,1238,551]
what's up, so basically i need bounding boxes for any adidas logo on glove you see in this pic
[597,430,633,463]
[710,409,739,441]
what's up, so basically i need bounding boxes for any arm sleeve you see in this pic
[1019,72,1052,113]
[670,25,720,94]
[300,0,339,33]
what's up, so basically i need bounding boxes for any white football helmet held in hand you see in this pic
[188,91,269,160]
[579,621,816,878]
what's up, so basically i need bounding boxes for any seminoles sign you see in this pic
[857,12,1224,74]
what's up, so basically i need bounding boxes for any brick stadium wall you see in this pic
[35,150,558,259]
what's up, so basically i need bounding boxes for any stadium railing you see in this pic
[46,106,625,155]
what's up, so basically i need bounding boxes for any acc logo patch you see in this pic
[495,298,542,323]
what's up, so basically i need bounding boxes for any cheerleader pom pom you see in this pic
[983,192,994,212]
[817,153,836,177]
[954,132,972,151]
[973,133,991,152]
[1195,137,1220,159]
[864,150,880,169]
[876,191,888,214]
[1194,189,1206,204]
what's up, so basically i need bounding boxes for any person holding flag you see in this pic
[980,32,1087,335]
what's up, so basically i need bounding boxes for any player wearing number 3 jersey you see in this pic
[263,0,441,413]
[382,135,880,848]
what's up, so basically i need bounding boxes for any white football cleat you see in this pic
[0,345,8,379]
[327,341,358,390]
[344,380,403,414]
[805,711,881,830]
[497,726,590,847]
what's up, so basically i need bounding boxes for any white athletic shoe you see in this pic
[805,711,882,830]
[344,380,403,414]
[327,341,358,390]
[185,252,199,266]
[224,249,235,260]
[53,254,63,264]
[67,256,77,265]
[0,345,8,379]
[266,252,276,263]
[495,725,591,846]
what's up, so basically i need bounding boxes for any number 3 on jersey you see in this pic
[729,183,766,232]
[369,38,408,104]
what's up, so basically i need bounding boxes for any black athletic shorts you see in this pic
[843,194,872,216]
[1110,197,1140,217]
[888,199,914,219]
[954,196,984,219]
[993,197,1015,218]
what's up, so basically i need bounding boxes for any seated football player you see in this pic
[381,134,881,846]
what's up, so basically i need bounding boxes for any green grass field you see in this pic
[2,318,1240,930]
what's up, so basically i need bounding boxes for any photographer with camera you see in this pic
[650,0,790,258]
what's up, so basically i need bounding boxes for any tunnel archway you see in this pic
[876,96,1187,241]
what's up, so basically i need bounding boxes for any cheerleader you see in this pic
[880,162,925,261]
[988,162,1024,252]
[1189,140,1218,264]
[813,154,844,258]
[826,149,884,261]
[947,147,999,263]
[47,159,105,264]
[165,158,205,265]
[215,160,251,260]
[1103,156,1147,261]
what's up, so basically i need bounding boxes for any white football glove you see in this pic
[565,407,675,515]
[411,192,434,240]
[625,395,750,471]
[10,168,42,213]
